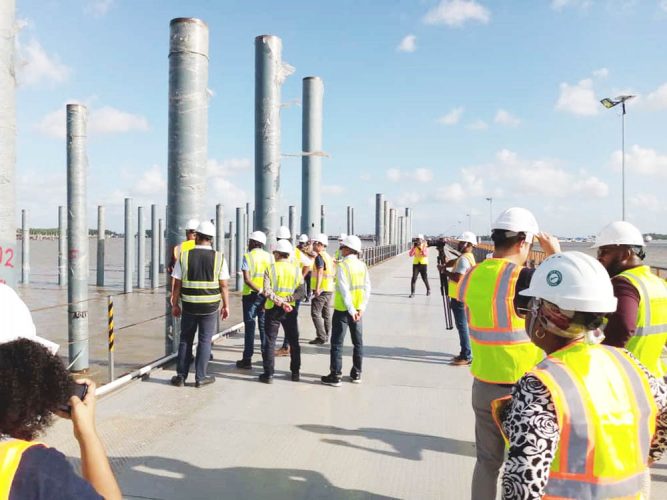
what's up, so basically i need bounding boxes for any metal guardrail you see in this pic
[360,242,411,267]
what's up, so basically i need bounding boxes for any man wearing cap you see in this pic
[309,233,335,345]
[443,231,477,366]
[168,218,199,275]
[260,240,305,383]
[236,231,272,370]
[171,221,230,388]
[594,221,667,379]
[456,207,560,499]
[408,234,431,298]
[321,235,371,387]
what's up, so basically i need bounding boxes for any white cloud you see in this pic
[207,158,251,176]
[435,183,466,202]
[551,0,592,10]
[414,168,433,183]
[593,67,609,78]
[629,193,663,212]
[423,0,491,27]
[133,165,166,197]
[386,168,402,182]
[494,109,521,127]
[661,0,667,13]
[322,184,345,195]
[610,145,667,176]
[206,157,250,210]
[16,38,70,87]
[35,103,149,138]
[85,0,115,17]
[386,167,433,183]
[466,120,488,130]
[397,191,424,206]
[555,78,599,116]
[437,106,464,125]
[646,83,667,110]
[397,35,417,53]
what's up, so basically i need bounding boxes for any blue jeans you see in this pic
[330,309,363,376]
[176,310,218,382]
[451,298,471,360]
[242,292,266,360]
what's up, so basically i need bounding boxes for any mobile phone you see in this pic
[58,381,88,414]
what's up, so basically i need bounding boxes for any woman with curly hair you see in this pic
[0,285,121,499]
[494,253,667,500]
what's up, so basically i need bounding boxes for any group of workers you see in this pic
[168,220,371,388]
[441,207,667,499]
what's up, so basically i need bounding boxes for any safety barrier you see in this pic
[360,242,412,267]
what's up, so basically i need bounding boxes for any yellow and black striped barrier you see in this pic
[108,296,115,381]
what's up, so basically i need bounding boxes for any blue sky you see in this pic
[13,0,667,236]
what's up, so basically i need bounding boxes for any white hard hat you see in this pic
[196,221,216,238]
[493,207,539,243]
[249,230,266,245]
[276,226,291,239]
[592,221,645,248]
[456,231,477,246]
[520,251,617,313]
[341,235,362,253]
[338,233,347,241]
[417,233,424,240]
[274,239,293,255]
[298,234,309,243]
[185,218,200,231]
[312,233,328,246]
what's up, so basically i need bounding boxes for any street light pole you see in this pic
[485,197,493,235]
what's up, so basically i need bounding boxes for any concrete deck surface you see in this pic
[42,252,667,499]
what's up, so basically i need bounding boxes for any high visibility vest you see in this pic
[334,249,342,262]
[181,239,196,253]
[311,251,335,292]
[458,258,543,384]
[412,246,428,265]
[448,252,476,300]
[265,261,302,310]
[242,248,272,296]
[180,248,224,314]
[334,257,368,312]
[617,265,667,379]
[530,343,656,499]
[0,439,41,499]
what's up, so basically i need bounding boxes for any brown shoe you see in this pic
[451,358,472,366]
[275,347,290,357]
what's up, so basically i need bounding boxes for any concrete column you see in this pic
[320,205,326,235]
[398,216,404,248]
[151,205,159,288]
[351,207,355,235]
[227,220,233,274]
[58,206,67,286]
[158,217,164,273]
[255,35,292,247]
[124,198,133,294]
[346,206,351,234]
[66,103,89,372]
[301,76,323,235]
[245,202,251,244]
[21,209,29,284]
[288,205,296,244]
[375,194,384,246]
[252,209,256,231]
[0,0,16,287]
[97,206,105,286]
[389,208,395,246]
[216,204,224,252]
[383,201,389,245]
[242,211,247,252]
[235,207,243,291]
[137,206,145,288]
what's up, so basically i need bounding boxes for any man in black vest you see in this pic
[170,221,230,388]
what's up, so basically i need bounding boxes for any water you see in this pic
[556,241,667,268]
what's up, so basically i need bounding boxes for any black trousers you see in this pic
[263,306,301,376]
[411,264,430,294]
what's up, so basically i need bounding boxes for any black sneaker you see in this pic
[236,359,252,369]
[409,293,414,298]
[350,371,362,384]
[426,290,431,296]
[291,372,300,382]
[170,375,184,387]
[321,374,342,387]
[309,338,325,345]
[195,375,215,388]
[259,373,273,384]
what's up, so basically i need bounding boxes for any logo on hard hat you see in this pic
[546,270,562,287]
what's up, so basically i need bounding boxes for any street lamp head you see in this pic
[600,95,636,109]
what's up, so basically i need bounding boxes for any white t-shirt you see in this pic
[172,246,230,280]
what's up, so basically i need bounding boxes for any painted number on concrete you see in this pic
[72,311,87,319]
[0,247,15,268]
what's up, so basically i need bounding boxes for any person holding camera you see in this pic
[0,284,121,500]
[408,234,431,298]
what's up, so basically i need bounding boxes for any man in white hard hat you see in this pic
[309,233,335,345]
[297,234,314,303]
[170,221,230,388]
[236,231,272,370]
[594,221,667,379]
[259,239,306,383]
[334,233,347,263]
[408,234,431,298]
[457,207,560,499]
[321,235,371,387]
[443,231,477,366]
[168,218,199,274]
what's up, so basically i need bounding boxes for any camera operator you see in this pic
[408,234,431,298]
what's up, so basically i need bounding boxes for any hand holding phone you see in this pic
[58,381,88,415]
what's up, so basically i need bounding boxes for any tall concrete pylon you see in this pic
[301,76,323,236]
[375,194,384,245]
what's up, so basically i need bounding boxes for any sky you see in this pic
[12,0,667,237]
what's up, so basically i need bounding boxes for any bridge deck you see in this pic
[42,253,667,499]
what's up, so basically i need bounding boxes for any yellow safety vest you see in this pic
[458,258,543,384]
[448,252,476,300]
[0,439,41,499]
[265,260,302,310]
[617,265,667,379]
[530,343,655,499]
[181,239,196,253]
[311,251,335,292]
[242,248,272,296]
[412,246,428,265]
[334,249,342,262]
[180,248,224,312]
[334,257,368,312]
